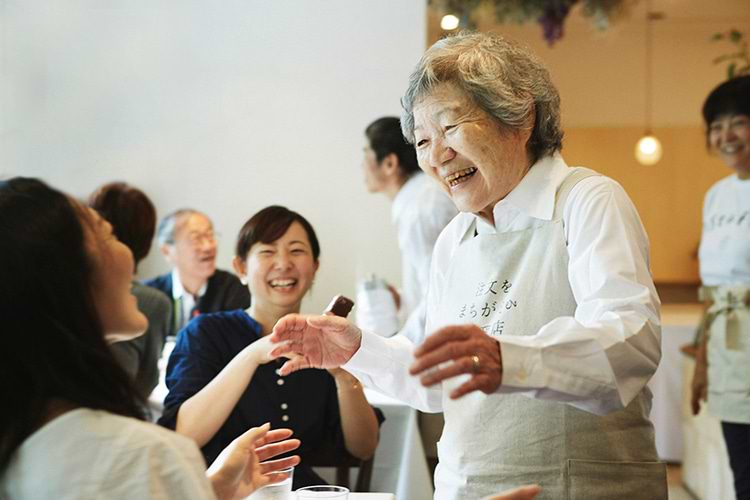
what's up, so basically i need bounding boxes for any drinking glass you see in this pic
[295,485,349,499]
[246,466,294,500]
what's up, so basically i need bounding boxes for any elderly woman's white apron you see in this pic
[432,168,667,500]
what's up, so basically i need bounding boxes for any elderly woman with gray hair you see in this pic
[271,32,666,499]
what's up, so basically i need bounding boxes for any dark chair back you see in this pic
[335,455,374,492]
[305,449,375,492]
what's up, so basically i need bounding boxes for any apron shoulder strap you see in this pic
[552,167,600,222]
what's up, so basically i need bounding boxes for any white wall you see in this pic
[2,0,426,312]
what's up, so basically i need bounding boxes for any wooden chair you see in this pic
[304,449,375,492]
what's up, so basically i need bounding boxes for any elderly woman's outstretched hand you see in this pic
[410,324,503,399]
[269,314,362,376]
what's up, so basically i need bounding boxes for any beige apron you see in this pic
[432,168,666,500]
[702,286,750,424]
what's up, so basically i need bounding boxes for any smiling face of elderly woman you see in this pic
[402,32,563,223]
[413,83,532,222]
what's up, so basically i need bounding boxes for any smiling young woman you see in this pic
[708,114,750,178]
[693,75,750,500]
[157,205,383,490]
[83,208,150,343]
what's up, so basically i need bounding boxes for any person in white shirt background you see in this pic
[0,177,299,500]
[691,74,750,500]
[360,116,458,345]
[360,116,458,480]
[271,32,666,499]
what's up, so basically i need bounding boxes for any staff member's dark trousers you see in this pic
[723,421,750,500]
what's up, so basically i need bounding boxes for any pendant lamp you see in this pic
[635,1,663,166]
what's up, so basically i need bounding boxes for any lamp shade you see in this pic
[635,134,662,165]
[440,14,459,30]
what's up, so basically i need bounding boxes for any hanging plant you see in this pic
[711,29,750,79]
[433,0,634,46]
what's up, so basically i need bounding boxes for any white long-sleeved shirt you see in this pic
[172,269,208,333]
[391,172,458,344]
[345,155,662,416]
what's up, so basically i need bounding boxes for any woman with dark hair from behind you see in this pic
[89,181,172,400]
[159,205,383,490]
[0,178,300,499]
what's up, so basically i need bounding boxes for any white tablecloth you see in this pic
[647,304,702,462]
[364,390,433,500]
[349,494,395,500]
[681,356,737,500]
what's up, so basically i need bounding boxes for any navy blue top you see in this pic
[158,310,383,489]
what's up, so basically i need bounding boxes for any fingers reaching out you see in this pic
[268,313,363,375]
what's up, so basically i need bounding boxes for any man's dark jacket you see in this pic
[144,269,250,337]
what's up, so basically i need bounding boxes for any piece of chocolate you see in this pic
[324,295,355,318]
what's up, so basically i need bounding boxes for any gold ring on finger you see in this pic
[471,355,480,373]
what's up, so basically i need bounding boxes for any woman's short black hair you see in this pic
[0,177,143,472]
[235,205,320,261]
[88,182,157,269]
[365,117,421,177]
[702,75,750,127]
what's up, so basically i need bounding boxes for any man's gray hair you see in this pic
[156,209,201,246]
[400,32,563,163]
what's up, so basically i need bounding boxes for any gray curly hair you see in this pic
[400,32,563,163]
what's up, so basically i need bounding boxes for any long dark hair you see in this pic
[0,178,144,472]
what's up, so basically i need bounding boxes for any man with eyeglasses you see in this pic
[145,209,250,338]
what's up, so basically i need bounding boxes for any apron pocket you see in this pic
[566,459,667,500]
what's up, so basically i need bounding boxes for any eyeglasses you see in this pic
[183,231,219,247]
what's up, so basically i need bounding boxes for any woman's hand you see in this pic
[482,485,541,500]
[691,335,709,415]
[247,335,277,365]
[269,314,362,376]
[328,368,359,387]
[410,324,503,399]
[207,423,301,500]
[691,356,708,416]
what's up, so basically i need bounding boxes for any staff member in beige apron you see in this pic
[270,32,667,500]
[691,75,750,500]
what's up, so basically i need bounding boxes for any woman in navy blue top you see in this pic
[158,206,383,489]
